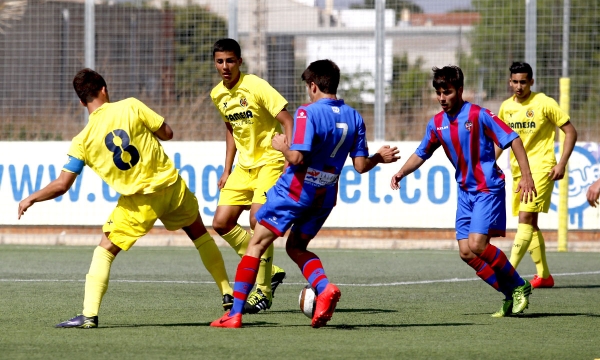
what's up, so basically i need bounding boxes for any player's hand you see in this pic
[377,145,400,164]
[548,164,566,181]
[390,171,404,190]
[217,171,230,190]
[586,179,600,208]
[18,198,34,220]
[516,175,537,204]
[271,133,288,152]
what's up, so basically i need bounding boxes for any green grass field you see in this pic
[1,244,599,359]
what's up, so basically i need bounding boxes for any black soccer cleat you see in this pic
[222,294,234,311]
[55,314,98,329]
[270,265,286,297]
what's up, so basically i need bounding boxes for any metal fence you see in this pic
[0,0,598,142]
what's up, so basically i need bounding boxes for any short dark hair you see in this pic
[301,59,340,95]
[213,38,241,58]
[432,65,464,90]
[509,62,533,79]
[73,68,107,105]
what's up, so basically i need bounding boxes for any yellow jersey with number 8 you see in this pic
[67,98,179,195]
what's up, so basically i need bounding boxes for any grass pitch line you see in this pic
[2,270,600,286]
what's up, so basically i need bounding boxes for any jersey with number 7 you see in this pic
[66,97,179,196]
[277,98,369,208]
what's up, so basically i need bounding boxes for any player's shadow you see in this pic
[270,308,397,315]
[465,312,600,318]
[549,284,600,289]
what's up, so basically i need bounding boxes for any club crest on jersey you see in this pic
[526,109,534,118]
[239,98,248,107]
[464,121,473,131]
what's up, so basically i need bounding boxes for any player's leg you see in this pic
[525,175,554,288]
[468,190,531,315]
[508,176,535,268]
[287,208,340,328]
[162,178,233,309]
[56,192,153,329]
[210,223,279,328]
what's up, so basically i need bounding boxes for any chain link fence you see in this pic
[0,0,598,142]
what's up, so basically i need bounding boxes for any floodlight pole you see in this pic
[228,0,238,40]
[374,0,385,141]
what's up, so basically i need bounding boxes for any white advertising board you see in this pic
[1,141,599,230]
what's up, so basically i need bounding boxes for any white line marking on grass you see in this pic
[2,270,600,286]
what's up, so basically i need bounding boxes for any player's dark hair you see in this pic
[301,59,340,95]
[73,68,107,105]
[213,38,241,58]
[432,65,464,90]
[509,62,533,79]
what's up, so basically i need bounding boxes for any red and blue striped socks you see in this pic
[230,255,260,316]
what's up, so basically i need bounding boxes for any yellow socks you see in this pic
[222,225,273,296]
[255,244,274,298]
[82,246,115,317]
[509,223,534,268]
[193,232,232,296]
[221,224,250,257]
[529,230,550,278]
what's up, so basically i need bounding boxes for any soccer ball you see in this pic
[298,285,316,318]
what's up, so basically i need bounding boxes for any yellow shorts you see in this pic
[103,176,199,251]
[218,160,284,206]
[511,172,553,216]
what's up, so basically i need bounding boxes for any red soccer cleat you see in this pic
[210,311,242,328]
[531,274,554,288]
[311,283,341,328]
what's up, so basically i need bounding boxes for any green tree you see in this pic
[173,5,227,98]
[467,0,600,138]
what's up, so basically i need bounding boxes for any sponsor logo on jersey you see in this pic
[509,121,536,129]
[332,106,340,114]
[239,98,248,107]
[305,167,339,187]
[436,125,449,131]
[464,121,473,132]
[297,110,307,119]
[227,110,254,123]
[222,102,227,109]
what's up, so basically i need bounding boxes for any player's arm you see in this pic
[218,122,237,189]
[352,145,400,174]
[275,109,294,144]
[550,121,577,180]
[390,153,426,190]
[509,137,537,203]
[153,121,174,141]
[272,132,303,165]
[586,178,600,208]
[18,170,78,219]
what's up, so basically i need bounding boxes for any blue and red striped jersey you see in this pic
[275,98,369,208]
[415,102,518,193]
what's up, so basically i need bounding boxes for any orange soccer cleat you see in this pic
[531,274,554,288]
[311,283,341,328]
[210,311,242,328]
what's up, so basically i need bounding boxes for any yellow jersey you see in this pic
[498,92,570,176]
[66,98,179,195]
[210,73,287,169]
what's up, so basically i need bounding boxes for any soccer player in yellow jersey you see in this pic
[210,38,293,314]
[17,68,233,328]
[497,62,577,290]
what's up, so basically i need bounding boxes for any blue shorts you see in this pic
[455,187,506,240]
[256,186,332,238]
